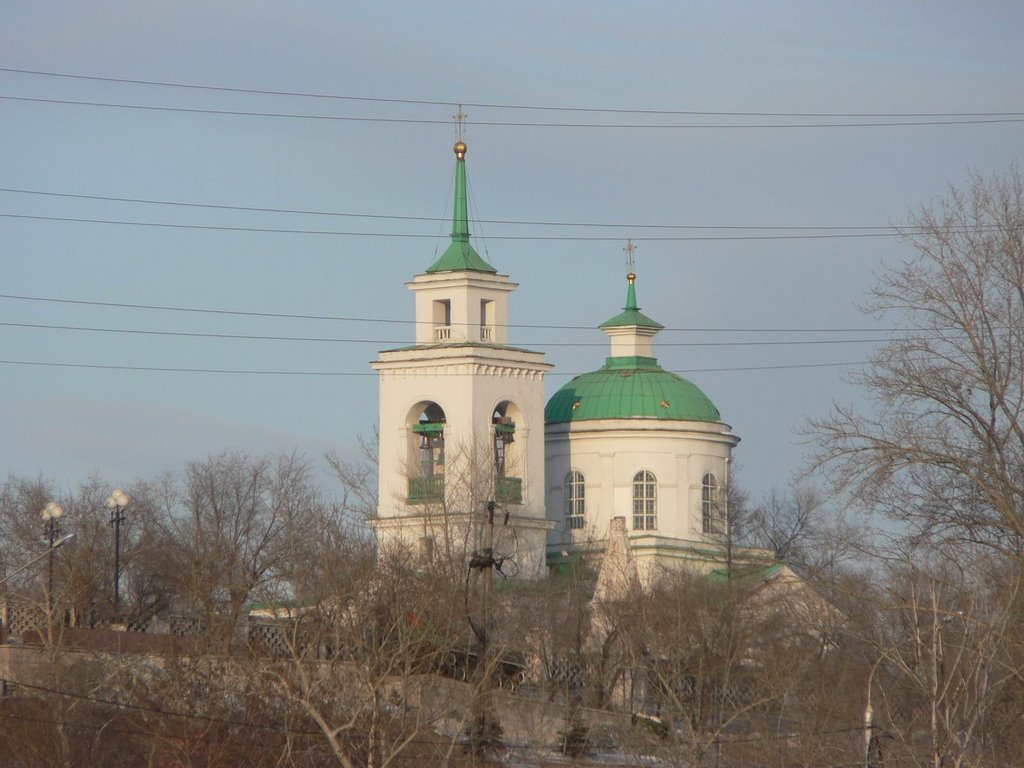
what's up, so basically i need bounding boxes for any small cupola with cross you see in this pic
[598,240,665,359]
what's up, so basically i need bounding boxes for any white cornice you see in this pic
[545,418,739,444]
[373,347,551,378]
[407,272,518,292]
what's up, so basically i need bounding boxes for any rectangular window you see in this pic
[433,300,452,341]
[480,299,494,341]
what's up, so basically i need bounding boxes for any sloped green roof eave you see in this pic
[599,307,664,330]
[425,240,496,273]
[599,277,663,329]
[545,356,721,424]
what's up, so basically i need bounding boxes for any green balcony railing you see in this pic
[495,476,522,504]
[408,476,444,504]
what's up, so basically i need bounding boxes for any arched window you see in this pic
[564,470,585,530]
[632,470,657,531]
[702,473,721,533]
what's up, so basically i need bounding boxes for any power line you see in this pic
[0,186,916,232]
[0,293,902,333]
[0,211,905,241]
[4,66,1023,118]
[5,94,1024,129]
[0,320,894,348]
[0,358,864,377]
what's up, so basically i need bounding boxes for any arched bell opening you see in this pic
[492,400,524,504]
[407,401,446,504]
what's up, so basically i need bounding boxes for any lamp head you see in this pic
[107,489,131,509]
[41,501,65,521]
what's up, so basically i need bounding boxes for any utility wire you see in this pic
[0,293,903,333]
[0,211,905,241]
[0,359,864,376]
[4,94,1023,129]
[0,320,895,348]
[3,66,1023,118]
[0,186,972,234]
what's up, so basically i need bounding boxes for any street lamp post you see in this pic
[40,501,65,611]
[107,489,130,618]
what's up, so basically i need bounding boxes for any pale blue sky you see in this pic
[2,1,1022,503]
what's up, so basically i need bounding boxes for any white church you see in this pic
[371,140,766,581]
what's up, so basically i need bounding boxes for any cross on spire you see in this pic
[624,239,637,277]
[453,104,467,141]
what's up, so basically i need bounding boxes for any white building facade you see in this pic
[544,271,744,578]
[371,140,552,576]
[373,141,752,579]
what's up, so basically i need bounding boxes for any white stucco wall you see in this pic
[544,417,740,562]
[407,271,516,345]
[372,343,553,576]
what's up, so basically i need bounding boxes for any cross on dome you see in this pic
[453,104,467,142]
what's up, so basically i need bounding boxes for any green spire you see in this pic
[425,141,496,274]
[625,278,639,311]
[451,141,470,243]
[600,270,664,330]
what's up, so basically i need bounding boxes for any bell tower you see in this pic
[371,140,552,576]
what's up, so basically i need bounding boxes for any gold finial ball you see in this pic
[454,141,467,159]
[627,271,636,284]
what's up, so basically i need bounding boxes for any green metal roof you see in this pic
[425,141,497,274]
[599,278,663,330]
[707,562,785,585]
[545,356,721,424]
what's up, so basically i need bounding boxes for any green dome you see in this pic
[545,356,721,424]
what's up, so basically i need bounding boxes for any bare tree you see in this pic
[746,484,823,565]
[863,544,1024,768]
[811,167,1024,552]
[248,544,474,768]
[611,567,840,768]
[158,450,316,654]
[326,426,380,524]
